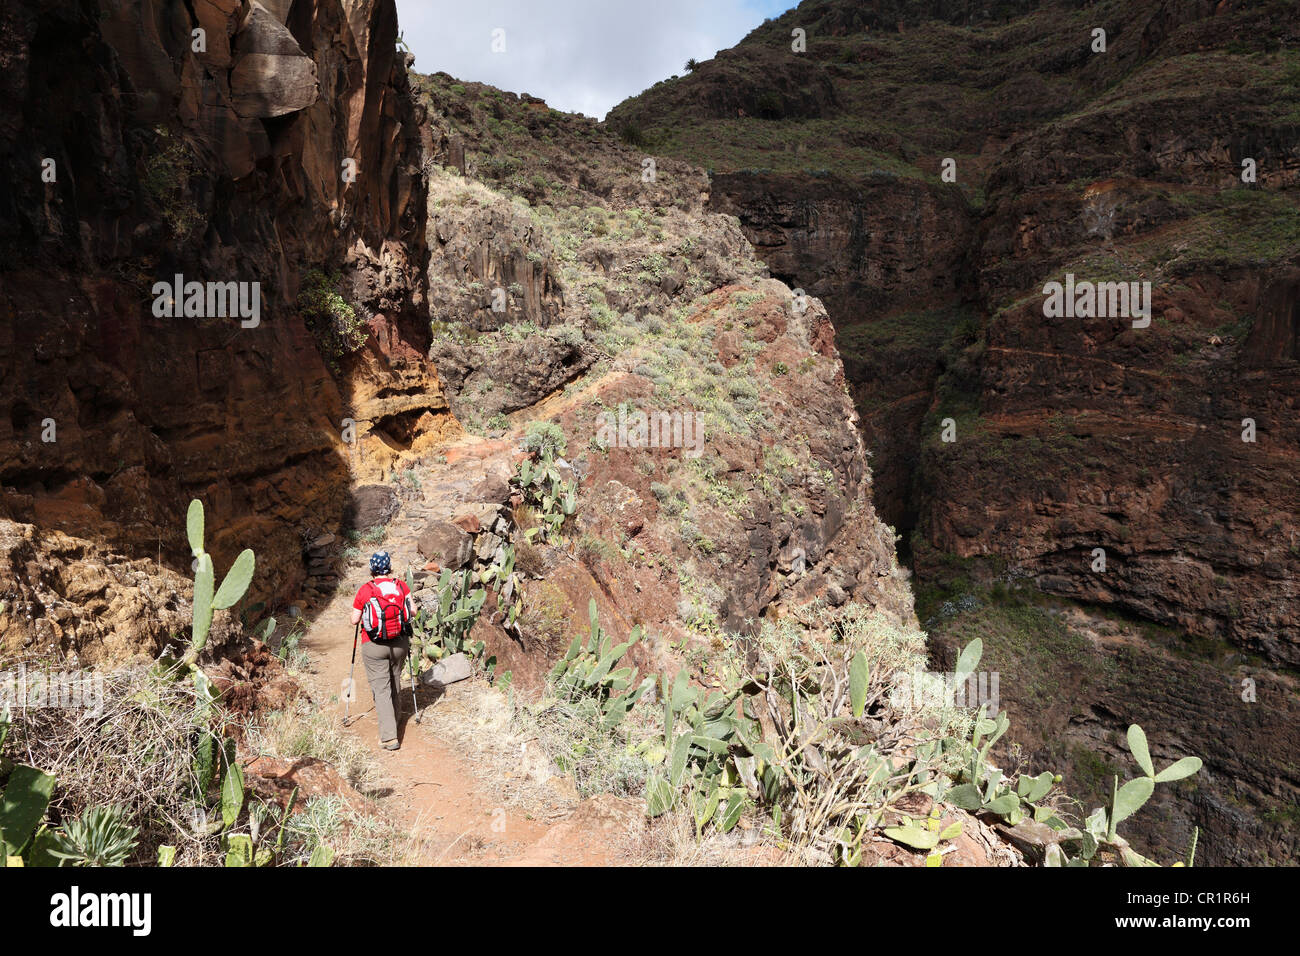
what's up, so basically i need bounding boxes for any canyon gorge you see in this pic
[0,0,1295,866]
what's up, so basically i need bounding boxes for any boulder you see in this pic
[417,520,473,569]
[235,1,310,55]
[230,3,318,118]
[471,472,511,504]
[470,502,505,528]
[231,53,318,117]
[419,652,473,687]
[346,485,399,532]
[244,755,366,815]
[474,532,502,561]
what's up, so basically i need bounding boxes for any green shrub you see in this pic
[522,420,567,458]
[143,126,204,240]
[297,269,366,368]
[618,122,651,148]
[513,598,1205,866]
[514,444,577,541]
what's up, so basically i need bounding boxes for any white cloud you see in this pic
[396,0,779,119]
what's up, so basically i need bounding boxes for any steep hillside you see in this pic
[408,70,913,640]
[611,0,1300,863]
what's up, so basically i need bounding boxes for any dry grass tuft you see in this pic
[619,805,796,866]
[518,579,569,656]
[4,661,213,863]
[244,700,381,794]
[529,694,655,799]
[278,794,425,867]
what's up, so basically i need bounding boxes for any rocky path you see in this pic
[300,436,621,866]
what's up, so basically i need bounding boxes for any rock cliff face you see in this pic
[706,172,973,532]
[611,0,1300,862]
[0,0,444,661]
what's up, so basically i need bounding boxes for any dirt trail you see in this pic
[300,437,618,866]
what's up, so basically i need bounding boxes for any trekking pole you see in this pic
[409,637,421,724]
[342,622,359,725]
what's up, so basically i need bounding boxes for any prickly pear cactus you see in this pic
[183,499,255,667]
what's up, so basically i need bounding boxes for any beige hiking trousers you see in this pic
[361,636,409,743]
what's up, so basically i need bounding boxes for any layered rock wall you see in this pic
[0,0,443,661]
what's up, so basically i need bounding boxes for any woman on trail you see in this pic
[350,551,413,751]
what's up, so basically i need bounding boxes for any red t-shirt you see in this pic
[352,577,412,643]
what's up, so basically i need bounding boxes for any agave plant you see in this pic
[45,805,139,867]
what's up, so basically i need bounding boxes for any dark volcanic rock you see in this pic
[416,520,473,569]
[346,485,400,532]
[0,0,443,648]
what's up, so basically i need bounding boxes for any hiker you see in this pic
[350,551,414,751]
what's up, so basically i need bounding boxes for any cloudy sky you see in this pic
[397,0,796,119]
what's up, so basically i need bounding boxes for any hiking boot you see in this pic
[381,739,400,751]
